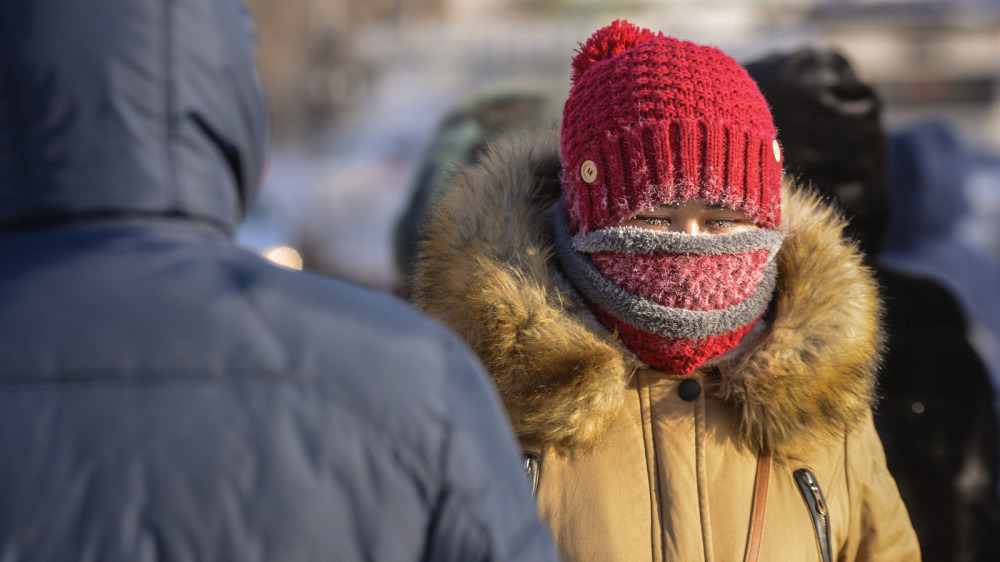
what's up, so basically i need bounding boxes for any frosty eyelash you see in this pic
[706,218,738,227]
[641,217,671,226]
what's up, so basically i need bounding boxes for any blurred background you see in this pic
[238,0,1000,293]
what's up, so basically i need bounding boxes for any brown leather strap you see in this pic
[743,446,772,562]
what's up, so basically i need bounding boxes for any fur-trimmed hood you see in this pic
[413,129,882,457]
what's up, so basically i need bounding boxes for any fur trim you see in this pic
[707,185,882,456]
[412,129,882,457]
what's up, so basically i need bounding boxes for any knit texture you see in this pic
[591,250,769,310]
[549,201,782,374]
[592,308,755,374]
[560,19,782,234]
[589,241,772,372]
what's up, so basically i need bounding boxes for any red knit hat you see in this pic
[561,20,783,234]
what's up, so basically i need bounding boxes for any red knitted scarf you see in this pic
[589,250,770,374]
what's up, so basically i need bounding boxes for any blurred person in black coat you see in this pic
[883,120,1000,401]
[747,47,1000,562]
[0,1,558,560]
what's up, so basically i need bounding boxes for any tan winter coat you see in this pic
[413,130,920,561]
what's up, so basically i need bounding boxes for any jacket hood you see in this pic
[413,129,883,457]
[0,0,268,233]
[745,47,892,258]
[887,120,969,240]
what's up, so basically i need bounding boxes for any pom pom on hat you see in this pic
[560,20,783,234]
[571,19,662,85]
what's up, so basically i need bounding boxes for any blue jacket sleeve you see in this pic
[424,341,559,561]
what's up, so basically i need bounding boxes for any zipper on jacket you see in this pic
[522,453,539,497]
[793,468,832,562]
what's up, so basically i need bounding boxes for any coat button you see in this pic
[678,379,701,401]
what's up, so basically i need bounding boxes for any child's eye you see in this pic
[706,219,736,228]
[641,217,671,226]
